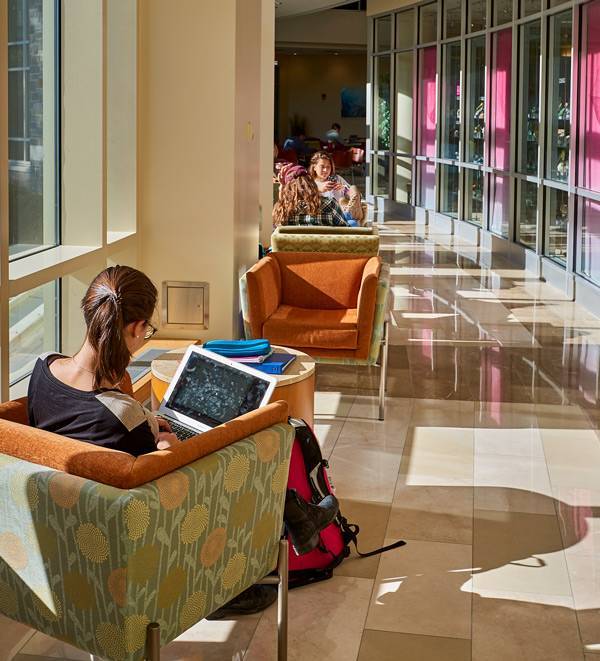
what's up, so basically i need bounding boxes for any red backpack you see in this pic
[285,418,406,588]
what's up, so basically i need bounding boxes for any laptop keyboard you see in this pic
[166,419,198,440]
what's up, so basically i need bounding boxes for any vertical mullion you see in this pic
[389,14,396,202]
[567,5,581,273]
[539,14,549,258]
[0,0,10,400]
[510,23,519,242]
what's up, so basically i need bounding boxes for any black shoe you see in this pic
[284,489,339,555]
[206,584,278,620]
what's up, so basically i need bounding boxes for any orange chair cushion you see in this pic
[0,398,289,489]
[263,305,358,350]
[272,252,370,310]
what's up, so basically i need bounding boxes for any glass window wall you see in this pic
[419,161,436,210]
[373,154,390,197]
[419,3,437,43]
[419,46,437,157]
[8,0,58,260]
[9,281,59,386]
[545,187,569,263]
[440,165,459,217]
[444,0,461,38]
[468,0,486,32]
[375,56,392,151]
[465,168,484,226]
[518,21,541,175]
[466,37,486,164]
[491,28,512,171]
[396,9,415,49]
[396,51,414,154]
[395,157,413,204]
[580,198,600,285]
[582,1,600,193]
[441,42,461,160]
[520,0,541,17]
[490,175,511,237]
[547,11,572,183]
[517,181,538,249]
[494,0,513,25]
[375,15,392,51]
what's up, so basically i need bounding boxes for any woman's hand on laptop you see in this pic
[156,432,180,450]
[157,416,172,432]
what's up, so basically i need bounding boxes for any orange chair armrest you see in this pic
[246,256,282,338]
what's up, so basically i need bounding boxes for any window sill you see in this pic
[9,244,102,295]
[107,230,136,245]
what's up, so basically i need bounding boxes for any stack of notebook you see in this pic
[202,339,296,375]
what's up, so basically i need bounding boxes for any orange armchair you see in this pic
[240,252,390,419]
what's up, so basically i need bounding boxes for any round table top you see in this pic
[151,345,315,387]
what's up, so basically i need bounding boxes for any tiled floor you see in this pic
[4,222,600,660]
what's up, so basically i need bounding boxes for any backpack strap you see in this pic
[339,517,406,558]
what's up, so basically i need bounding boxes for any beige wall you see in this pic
[277,52,367,141]
[139,0,272,340]
[276,9,366,47]
[367,0,414,15]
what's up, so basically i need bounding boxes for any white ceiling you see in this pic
[275,0,353,18]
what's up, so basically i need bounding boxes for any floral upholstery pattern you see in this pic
[271,231,379,256]
[0,422,294,660]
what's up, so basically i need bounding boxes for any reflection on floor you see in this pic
[4,222,600,660]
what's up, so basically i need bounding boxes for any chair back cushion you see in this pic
[273,252,370,310]
[0,398,288,488]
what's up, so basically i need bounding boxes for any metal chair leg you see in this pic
[378,320,389,421]
[257,538,288,661]
[145,622,160,661]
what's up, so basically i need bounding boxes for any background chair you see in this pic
[240,253,391,419]
[0,398,294,661]
[331,149,354,182]
[271,225,380,256]
[349,147,365,180]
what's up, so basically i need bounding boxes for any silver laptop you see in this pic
[157,345,277,440]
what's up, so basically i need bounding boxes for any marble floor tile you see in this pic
[399,427,474,488]
[313,391,355,419]
[328,444,402,504]
[472,509,571,597]
[245,576,373,661]
[473,426,544,458]
[411,399,475,428]
[335,499,391,579]
[313,418,344,459]
[387,484,473,545]
[14,632,90,660]
[535,403,594,430]
[365,538,472,640]
[472,593,583,661]
[541,428,600,491]
[0,615,36,661]
[357,630,472,661]
[161,615,261,661]
[473,452,555,515]
[475,401,538,429]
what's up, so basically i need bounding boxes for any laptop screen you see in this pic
[166,351,271,427]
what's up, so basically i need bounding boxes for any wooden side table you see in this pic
[150,345,316,426]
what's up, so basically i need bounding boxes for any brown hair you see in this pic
[273,172,322,226]
[309,151,336,180]
[81,266,157,389]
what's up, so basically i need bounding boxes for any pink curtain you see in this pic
[419,46,437,157]
[491,29,512,170]
[584,0,600,191]
[583,200,600,284]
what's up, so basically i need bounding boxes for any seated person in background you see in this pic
[282,131,310,162]
[325,122,344,149]
[309,151,364,226]
[273,163,347,228]
[28,264,339,618]
[28,265,178,454]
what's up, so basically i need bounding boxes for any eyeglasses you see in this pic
[143,321,158,340]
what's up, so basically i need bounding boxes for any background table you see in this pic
[150,345,316,425]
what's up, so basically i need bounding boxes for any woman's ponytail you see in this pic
[81,267,157,389]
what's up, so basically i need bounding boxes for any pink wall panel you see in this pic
[419,46,437,157]
[584,0,600,192]
[492,29,512,170]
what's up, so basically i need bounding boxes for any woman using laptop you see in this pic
[28,265,178,454]
[28,265,338,618]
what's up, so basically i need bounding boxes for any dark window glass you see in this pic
[494,0,513,25]
[466,37,486,164]
[440,164,459,218]
[396,9,415,49]
[375,15,392,51]
[468,0,486,32]
[517,181,538,249]
[580,198,600,284]
[374,154,390,197]
[547,11,572,183]
[441,42,461,160]
[444,0,461,38]
[465,168,484,226]
[375,56,391,151]
[518,21,541,175]
[545,187,569,264]
[520,0,541,18]
[419,3,437,44]
[395,157,413,204]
